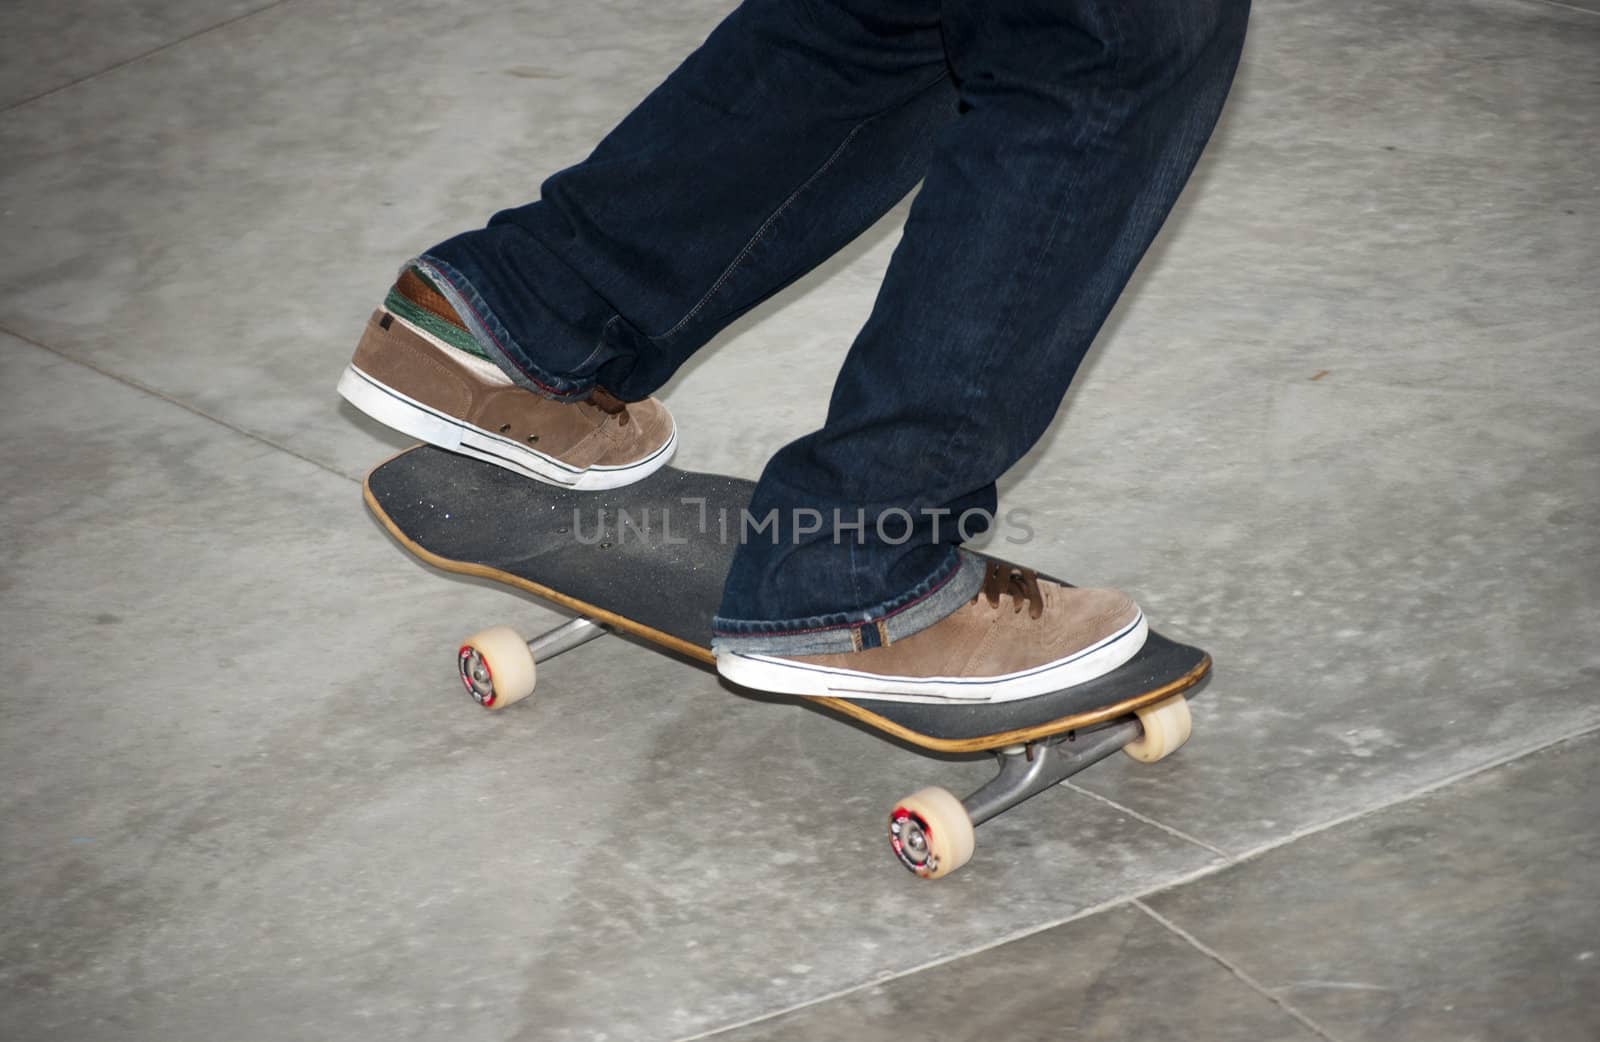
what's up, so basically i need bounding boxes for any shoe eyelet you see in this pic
[527,435,539,444]
[498,424,511,433]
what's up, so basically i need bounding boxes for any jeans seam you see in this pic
[921,18,1130,485]
[650,72,947,343]
[579,314,623,377]
[650,119,869,342]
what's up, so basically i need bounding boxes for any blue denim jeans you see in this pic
[420,0,1249,654]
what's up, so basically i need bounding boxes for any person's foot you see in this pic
[337,266,676,490]
[716,560,1148,704]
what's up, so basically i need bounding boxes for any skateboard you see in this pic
[364,444,1210,879]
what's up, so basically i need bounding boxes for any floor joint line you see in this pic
[669,852,1235,1042]
[1523,0,1600,17]
[1063,780,1231,858]
[676,722,1600,1040]
[0,0,302,115]
[1,323,357,485]
[1218,719,1600,869]
[1134,900,1347,1042]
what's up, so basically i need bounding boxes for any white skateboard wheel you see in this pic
[458,626,536,709]
[889,786,976,880]
[1123,694,1192,763]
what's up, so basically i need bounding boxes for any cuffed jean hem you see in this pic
[710,548,986,656]
[410,255,597,402]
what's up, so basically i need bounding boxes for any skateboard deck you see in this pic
[364,444,1211,877]
[365,445,1210,751]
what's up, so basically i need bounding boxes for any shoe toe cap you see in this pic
[596,395,676,467]
[625,397,676,450]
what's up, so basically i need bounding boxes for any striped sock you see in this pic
[385,266,494,362]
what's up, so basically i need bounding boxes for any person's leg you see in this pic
[714,0,1250,693]
[341,0,958,488]
[421,0,957,402]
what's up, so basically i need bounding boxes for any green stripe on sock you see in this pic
[384,287,494,361]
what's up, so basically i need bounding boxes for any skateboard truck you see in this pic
[889,699,1186,880]
[528,617,609,661]
[964,723,1143,827]
[457,618,607,708]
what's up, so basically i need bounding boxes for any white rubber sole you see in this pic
[716,611,1149,705]
[337,363,676,491]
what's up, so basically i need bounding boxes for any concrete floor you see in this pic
[1,0,1596,1039]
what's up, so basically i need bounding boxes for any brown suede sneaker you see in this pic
[716,561,1148,704]
[337,270,675,490]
